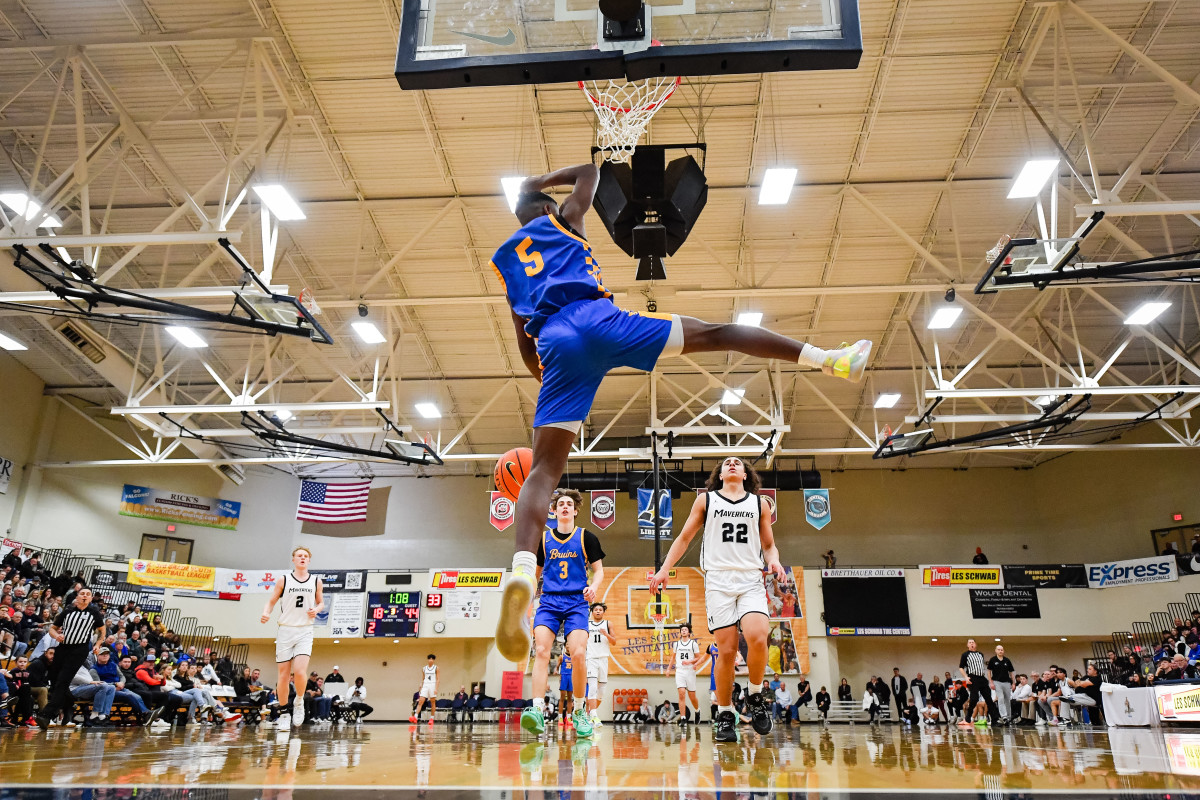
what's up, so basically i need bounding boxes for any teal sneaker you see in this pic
[571,708,594,738]
[520,705,545,735]
[519,741,545,772]
[822,339,873,382]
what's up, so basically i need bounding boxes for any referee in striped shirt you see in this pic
[35,586,106,729]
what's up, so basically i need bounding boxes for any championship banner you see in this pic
[921,565,1003,588]
[127,559,216,591]
[970,587,1040,619]
[120,484,241,530]
[590,490,616,530]
[213,568,284,594]
[1086,555,1177,589]
[760,489,778,523]
[489,491,515,531]
[637,488,672,540]
[803,489,830,530]
[1001,564,1088,588]
[586,565,809,676]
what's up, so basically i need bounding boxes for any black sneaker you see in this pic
[746,691,773,735]
[142,706,163,728]
[34,713,51,730]
[714,710,738,743]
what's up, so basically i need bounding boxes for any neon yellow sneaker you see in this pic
[520,705,545,735]
[822,339,873,382]
[496,568,535,662]
[571,708,594,738]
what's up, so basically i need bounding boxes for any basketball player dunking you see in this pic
[489,164,872,663]
[650,457,784,742]
[672,624,703,725]
[411,654,438,725]
[520,488,604,738]
[586,602,616,727]
[260,547,324,728]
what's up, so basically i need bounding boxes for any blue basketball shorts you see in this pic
[559,668,573,692]
[533,297,682,427]
[534,592,591,638]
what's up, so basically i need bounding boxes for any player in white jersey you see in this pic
[650,456,784,743]
[672,623,703,725]
[411,654,439,725]
[586,602,617,727]
[261,546,325,728]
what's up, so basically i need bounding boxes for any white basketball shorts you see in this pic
[586,658,609,684]
[275,625,314,663]
[419,683,438,699]
[675,667,697,692]
[704,569,768,632]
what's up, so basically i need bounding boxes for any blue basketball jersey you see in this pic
[542,526,590,594]
[489,214,610,337]
[561,652,573,678]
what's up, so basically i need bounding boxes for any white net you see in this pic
[985,234,1012,265]
[580,76,681,163]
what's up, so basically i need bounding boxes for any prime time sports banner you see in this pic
[1001,564,1088,588]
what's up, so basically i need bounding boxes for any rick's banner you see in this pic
[803,489,831,530]
[120,484,241,530]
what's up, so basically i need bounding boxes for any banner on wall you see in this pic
[119,484,241,530]
[0,454,13,494]
[330,592,365,637]
[311,570,366,593]
[590,490,616,530]
[489,492,515,531]
[636,489,672,540]
[431,569,504,590]
[213,568,285,594]
[0,538,19,559]
[970,587,1040,619]
[1001,564,1088,588]
[90,569,126,588]
[803,489,830,530]
[127,559,216,590]
[921,565,1003,588]
[1086,556,1177,589]
[580,565,809,676]
[445,590,482,619]
[760,489,778,523]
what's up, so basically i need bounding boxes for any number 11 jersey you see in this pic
[699,490,763,573]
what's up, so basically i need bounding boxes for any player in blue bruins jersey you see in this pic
[521,488,604,737]
[494,163,874,665]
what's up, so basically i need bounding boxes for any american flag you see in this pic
[296,480,371,523]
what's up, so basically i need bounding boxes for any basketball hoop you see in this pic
[580,58,680,163]
[985,234,1012,265]
[650,612,668,651]
[297,288,322,317]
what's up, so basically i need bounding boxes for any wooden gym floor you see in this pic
[0,721,1196,797]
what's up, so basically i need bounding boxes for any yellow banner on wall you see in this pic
[127,559,216,590]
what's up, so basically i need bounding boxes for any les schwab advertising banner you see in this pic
[560,565,808,677]
[920,565,1003,588]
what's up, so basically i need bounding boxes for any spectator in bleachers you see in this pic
[26,648,55,716]
[5,655,33,725]
[772,680,792,723]
[180,663,239,724]
[160,663,208,724]
[837,678,852,702]
[325,665,346,685]
[305,672,332,723]
[123,654,180,721]
[69,659,117,726]
[346,677,373,720]
[96,651,156,724]
[815,686,831,719]
[928,676,946,719]
[234,667,269,706]
[1012,674,1035,725]
[201,655,221,685]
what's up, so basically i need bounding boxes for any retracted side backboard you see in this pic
[395,0,862,88]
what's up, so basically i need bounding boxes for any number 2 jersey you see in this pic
[489,214,611,338]
[277,571,317,627]
[699,490,764,573]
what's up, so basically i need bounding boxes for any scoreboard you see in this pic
[365,591,421,637]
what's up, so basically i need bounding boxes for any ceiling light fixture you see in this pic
[351,321,386,344]
[501,177,526,213]
[874,393,901,409]
[252,185,306,221]
[927,306,962,329]
[720,388,746,406]
[1124,301,1170,326]
[165,326,207,348]
[1007,159,1059,199]
[0,332,28,351]
[274,409,294,422]
[415,402,441,419]
[736,312,763,327]
[0,192,61,227]
[758,168,797,205]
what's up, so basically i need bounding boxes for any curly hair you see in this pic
[704,457,761,494]
[551,488,585,512]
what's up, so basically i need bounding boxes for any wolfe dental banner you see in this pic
[580,565,809,676]
[1086,555,1178,589]
[120,484,242,530]
[127,559,216,591]
[969,587,1040,619]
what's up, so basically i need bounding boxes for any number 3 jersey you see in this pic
[699,490,764,573]
[278,571,317,627]
[489,214,611,338]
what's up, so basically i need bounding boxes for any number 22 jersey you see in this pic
[699,491,763,573]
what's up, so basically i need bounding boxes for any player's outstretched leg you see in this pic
[679,317,872,382]
[740,612,773,735]
[496,427,576,662]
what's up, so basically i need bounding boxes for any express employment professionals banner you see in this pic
[120,484,242,530]
[1001,564,1088,588]
[1086,555,1177,589]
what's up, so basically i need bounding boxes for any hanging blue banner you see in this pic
[804,489,831,530]
[637,488,673,541]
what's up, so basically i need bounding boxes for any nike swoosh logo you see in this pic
[450,29,516,47]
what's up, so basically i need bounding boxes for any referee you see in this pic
[35,586,106,729]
